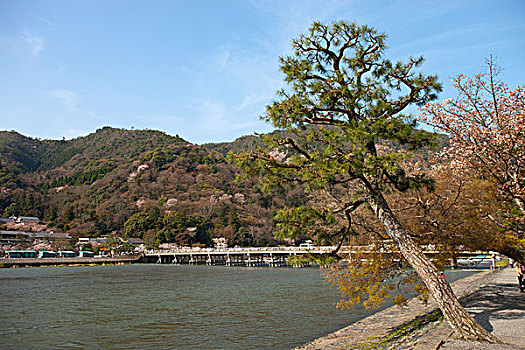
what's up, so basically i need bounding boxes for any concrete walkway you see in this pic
[439,266,525,350]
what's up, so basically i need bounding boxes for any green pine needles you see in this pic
[234,21,441,243]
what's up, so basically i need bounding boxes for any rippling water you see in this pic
[0,264,474,349]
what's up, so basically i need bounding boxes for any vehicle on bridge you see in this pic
[57,251,76,258]
[79,251,94,257]
[299,243,315,249]
[38,251,57,258]
[455,254,501,269]
[3,250,37,258]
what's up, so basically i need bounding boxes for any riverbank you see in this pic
[296,268,519,349]
[0,254,142,268]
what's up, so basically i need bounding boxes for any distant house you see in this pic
[16,216,41,224]
[1,216,42,224]
[125,237,145,246]
[0,230,71,245]
[0,230,27,244]
[117,237,145,246]
[78,237,106,244]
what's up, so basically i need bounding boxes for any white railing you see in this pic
[144,246,338,254]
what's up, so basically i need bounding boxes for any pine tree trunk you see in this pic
[368,191,501,343]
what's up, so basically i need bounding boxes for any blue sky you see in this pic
[1,0,524,144]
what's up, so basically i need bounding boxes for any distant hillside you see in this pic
[0,127,186,174]
[0,127,289,247]
[0,131,42,175]
[0,126,446,248]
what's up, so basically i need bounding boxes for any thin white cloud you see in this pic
[237,94,257,112]
[46,89,99,121]
[180,34,283,143]
[21,30,44,57]
[389,23,499,57]
[236,93,274,114]
[188,97,265,142]
[214,47,231,68]
[34,16,57,27]
[249,0,354,52]
[47,89,79,110]
[194,99,228,129]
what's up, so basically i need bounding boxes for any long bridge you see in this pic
[0,247,502,268]
[141,247,501,268]
[141,247,333,267]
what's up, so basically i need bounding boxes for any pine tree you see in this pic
[235,21,498,342]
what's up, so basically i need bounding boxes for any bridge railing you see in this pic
[144,246,339,254]
[142,246,503,257]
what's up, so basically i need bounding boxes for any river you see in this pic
[0,264,474,349]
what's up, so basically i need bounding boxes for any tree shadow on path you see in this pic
[461,281,525,334]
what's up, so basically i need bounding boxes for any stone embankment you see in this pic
[296,268,523,350]
[0,254,142,268]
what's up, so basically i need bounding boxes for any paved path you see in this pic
[439,266,525,350]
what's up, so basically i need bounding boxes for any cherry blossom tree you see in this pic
[420,58,524,216]
[419,59,524,263]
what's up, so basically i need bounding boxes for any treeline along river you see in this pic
[0,265,474,349]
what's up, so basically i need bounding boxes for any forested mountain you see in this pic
[0,127,294,247]
[0,127,445,248]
